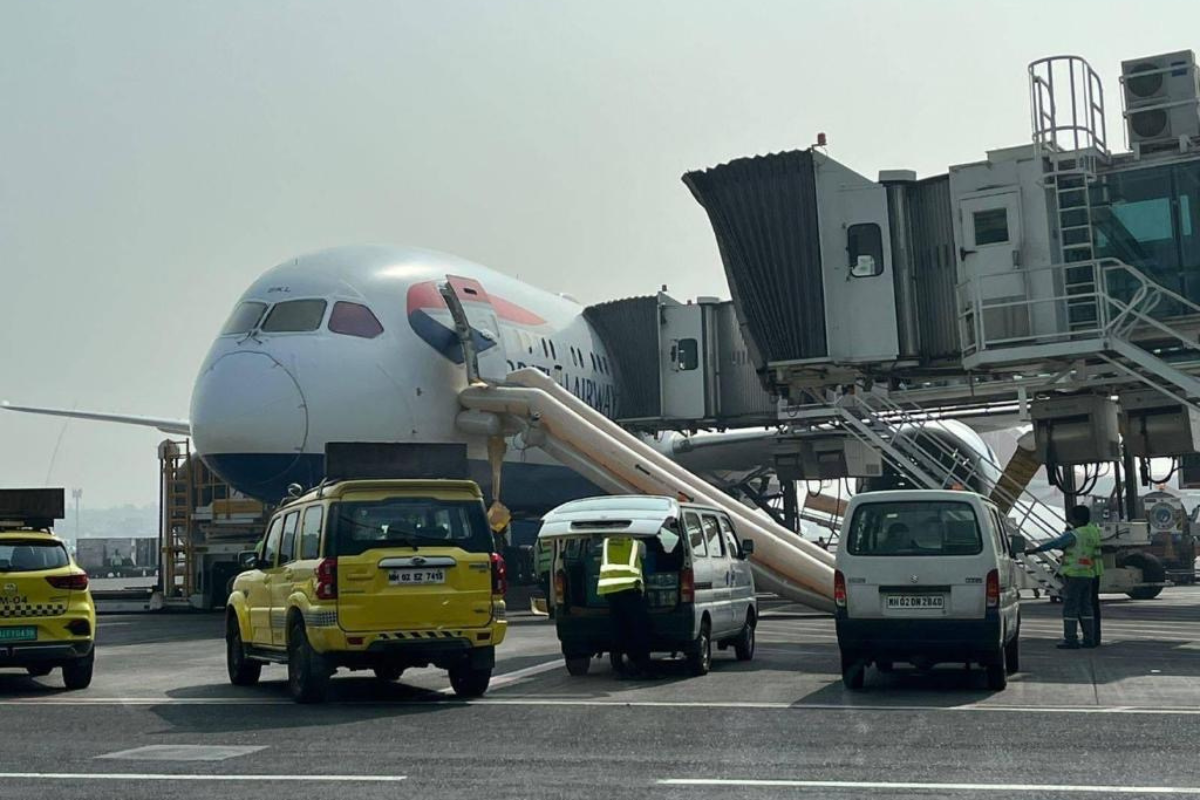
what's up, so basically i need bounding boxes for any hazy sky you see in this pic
[3,0,1197,508]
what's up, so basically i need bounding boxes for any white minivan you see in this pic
[539,496,758,677]
[835,490,1023,691]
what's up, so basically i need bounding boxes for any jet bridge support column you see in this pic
[782,482,800,534]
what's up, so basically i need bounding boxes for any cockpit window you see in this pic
[261,299,328,333]
[328,301,384,339]
[220,301,267,335]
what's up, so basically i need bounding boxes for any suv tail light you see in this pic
[554,570,566,605]
[681,567,695,603]
[490,552,508,596]
[315,557,338,600]
[834,569,847,608]
[46,573,89,591]
[986,569,1000,608]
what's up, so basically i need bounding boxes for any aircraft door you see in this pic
[444,275,509,382]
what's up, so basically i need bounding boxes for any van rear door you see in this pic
[331,495,494,633]
[841,498,988,620]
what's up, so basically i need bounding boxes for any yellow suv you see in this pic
[225,479,507,703]
[0,490,96,690]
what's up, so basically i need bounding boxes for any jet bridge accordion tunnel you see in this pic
[682,149,962,394]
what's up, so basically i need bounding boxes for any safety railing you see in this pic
[958,258,1200,361]
[832,393,1064,592]
[1029,55,1108,160]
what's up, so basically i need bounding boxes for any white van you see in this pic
[539,496,757,676]
[835,490,1023,691]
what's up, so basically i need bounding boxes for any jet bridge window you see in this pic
[220,301,267,335]
[673,338,699,371]
[261,299,328,333]
[847,223,884,277]
[972,208,1010,246]
[328,301,384,339]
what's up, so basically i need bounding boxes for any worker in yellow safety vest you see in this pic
[597,535,651,678]
[1026,504,1103,649]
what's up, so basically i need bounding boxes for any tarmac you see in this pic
[3,587,1200,799]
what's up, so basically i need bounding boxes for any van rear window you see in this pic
[846,501,982,557]
[327,498,492,556]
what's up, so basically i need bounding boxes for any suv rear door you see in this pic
[842,498,988,621]
[331,494,494,632]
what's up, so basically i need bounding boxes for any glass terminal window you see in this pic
[328,301,384,339]
[261,299,328,333]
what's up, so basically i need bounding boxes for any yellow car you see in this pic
[0,528,96,689]
[225,479,507,703]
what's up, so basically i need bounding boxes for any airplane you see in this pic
[6,245,622,513]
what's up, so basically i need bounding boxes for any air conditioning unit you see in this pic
[1121,50,1200,148]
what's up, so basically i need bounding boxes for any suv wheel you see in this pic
[686,620,712,676]
[734,615,756,662]
[226,617,262,686]
[62,651,94,691]
[449,664,492,698]
[288,620,330,703]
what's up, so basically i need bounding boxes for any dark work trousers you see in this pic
[607,588,652,672]
[1091,577,1102,646]
[1061,576,1097,645]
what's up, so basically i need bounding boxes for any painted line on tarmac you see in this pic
[659,777,1200,793]
[8,696,1200,715]
[0,773,406,783]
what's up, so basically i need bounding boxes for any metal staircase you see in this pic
[827,391,1065,594]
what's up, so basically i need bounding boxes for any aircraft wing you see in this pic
[2,401,191,436]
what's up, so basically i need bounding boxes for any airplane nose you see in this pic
[190,351,309,491]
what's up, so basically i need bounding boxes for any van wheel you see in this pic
[288,621,330,704]
[841,652,865,691]
[449,665,491,698]
[734,616,756,662]
[62,651,95,691]
[986,650,1008,691]
[226,617,262,686]
[1005,633,1020,675]
[687,620,712,676]
[26,666,53,678]
[565,655,591,676]
[373,666,404,682]
[608,651,624,673]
